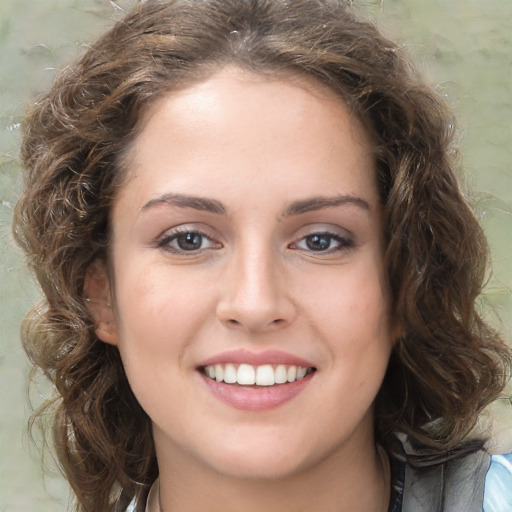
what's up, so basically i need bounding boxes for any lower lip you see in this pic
[200,372,314,411]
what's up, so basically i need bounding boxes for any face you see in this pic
[88,68,395,481]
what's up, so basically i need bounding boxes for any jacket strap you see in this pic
[402,449,490,511]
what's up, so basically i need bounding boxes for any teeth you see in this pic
[207,366,216,379]
[203,363,313,386]
[224,363,237,384]
[256,365,274,386]
[297,367,307,380]
[237,364,255,385]
[287,365,297,383]
[215,364,224,382]
[275,365,288,384]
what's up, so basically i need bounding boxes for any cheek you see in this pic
[305,262,390,338]
[115,259,214,328]
[110,265,202,416]
[111,261,216,386]
[305,261,393,389]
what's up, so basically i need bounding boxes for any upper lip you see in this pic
[197,349,316,368]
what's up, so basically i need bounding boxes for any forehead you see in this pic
[130,67,371,155]
[118,67,377,209]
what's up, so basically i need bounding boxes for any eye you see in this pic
[292,232,353,253]
[158,229,221,253]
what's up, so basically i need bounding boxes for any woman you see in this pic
[13,0,511,511]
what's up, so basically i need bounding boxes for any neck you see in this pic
[154,433,390,512]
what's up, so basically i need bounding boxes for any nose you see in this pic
[216,244,296,333]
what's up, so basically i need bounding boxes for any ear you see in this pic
[83,259,118,346]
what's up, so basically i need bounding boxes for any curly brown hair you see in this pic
[12,0,511,510]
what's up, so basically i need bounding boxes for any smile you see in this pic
[202,363,315,386]
[198,350,317,410]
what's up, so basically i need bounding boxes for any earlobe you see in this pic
[83,259,118,346]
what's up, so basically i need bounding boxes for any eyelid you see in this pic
[288,225,355,254]
[292,233,352,251]
[157,225,222,253]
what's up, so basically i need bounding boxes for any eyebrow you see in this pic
[140,193,227,215]
[283,195,371,217]
[139,192,371,217]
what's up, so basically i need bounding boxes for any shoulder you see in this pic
[396,436,510,512]
[483,452,512,512]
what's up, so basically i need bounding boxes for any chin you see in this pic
[200,437,324,482]
[210,455,306,482]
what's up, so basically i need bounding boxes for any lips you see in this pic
[198,348,315,368]
[197,349,316,410]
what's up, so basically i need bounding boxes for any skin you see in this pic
[85,67,396,512]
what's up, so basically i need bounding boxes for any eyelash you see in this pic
[158,228,221,254]
[290,231,354,254]
[158,228,353,255]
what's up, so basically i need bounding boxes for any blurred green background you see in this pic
[1,1,511,510]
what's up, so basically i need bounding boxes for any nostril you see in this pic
[224,317,286,330]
